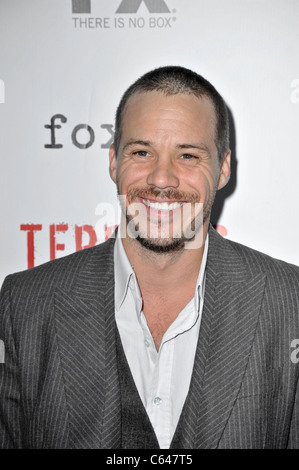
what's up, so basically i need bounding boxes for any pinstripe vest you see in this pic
[116,329,187,449]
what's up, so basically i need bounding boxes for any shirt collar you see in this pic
[114,230,209,313]
[195,232,209,312]
[114,229,140,312]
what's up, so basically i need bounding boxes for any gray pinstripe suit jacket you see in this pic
[0,226,299,448]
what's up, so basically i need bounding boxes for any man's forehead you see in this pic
[122,91,217,126]
[121,91,217,143]
[124,90,214,109]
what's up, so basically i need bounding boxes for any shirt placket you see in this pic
[145,336,174,449]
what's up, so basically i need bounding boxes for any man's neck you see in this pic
[121,222,209,295]
[120,222,209,350]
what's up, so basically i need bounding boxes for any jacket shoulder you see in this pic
[226,236,299,281]
[1,236,116,296]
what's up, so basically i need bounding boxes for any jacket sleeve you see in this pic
[0,276,24,448]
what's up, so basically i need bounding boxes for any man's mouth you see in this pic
[141,198,185,212]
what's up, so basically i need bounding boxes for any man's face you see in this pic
[109,91,230,252]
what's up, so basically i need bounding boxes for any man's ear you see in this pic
[217,150,231,190]
[109,144,117,183]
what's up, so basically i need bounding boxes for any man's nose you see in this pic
[146,159,179,189]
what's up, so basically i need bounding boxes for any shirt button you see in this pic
[154,397,162,406]
[144,339,150,347]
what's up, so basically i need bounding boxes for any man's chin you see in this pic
[135,235,187,254]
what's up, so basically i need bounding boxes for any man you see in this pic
[0,66,298,449]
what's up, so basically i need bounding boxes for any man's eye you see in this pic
[181,153,197,160]
[134,151,149,157]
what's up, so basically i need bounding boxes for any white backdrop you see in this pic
[0,0,298,286]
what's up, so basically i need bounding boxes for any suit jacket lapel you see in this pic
[54,236,121,449]
[172,227,266,449]
[53,226,267,449]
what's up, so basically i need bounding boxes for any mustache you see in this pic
[126,187,200,204]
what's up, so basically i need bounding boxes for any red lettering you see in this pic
[50,224,68,260]
[20,224,42,269]
[215,225,228,237]
[104,224,118,240]
[75,224,97,251]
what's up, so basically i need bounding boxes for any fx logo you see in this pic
[72,0,91,13]
[71,0,170,14]
[116,0,170,13]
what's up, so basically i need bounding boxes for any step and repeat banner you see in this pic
[0,0,298,285]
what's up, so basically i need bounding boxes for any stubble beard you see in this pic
[118,185,217,254]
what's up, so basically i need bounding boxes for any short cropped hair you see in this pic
[113,65,230,163]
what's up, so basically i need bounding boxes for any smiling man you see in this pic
[110,90,229,254]
[109,85,230,356]
[0,66,299,449]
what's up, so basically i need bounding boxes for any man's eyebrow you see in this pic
[122,140,211,155]
[122,140,153,151]
[176,143,211,154]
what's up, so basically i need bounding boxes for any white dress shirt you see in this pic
[114,231,208,449]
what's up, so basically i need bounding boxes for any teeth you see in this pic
[142,199,183,211]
